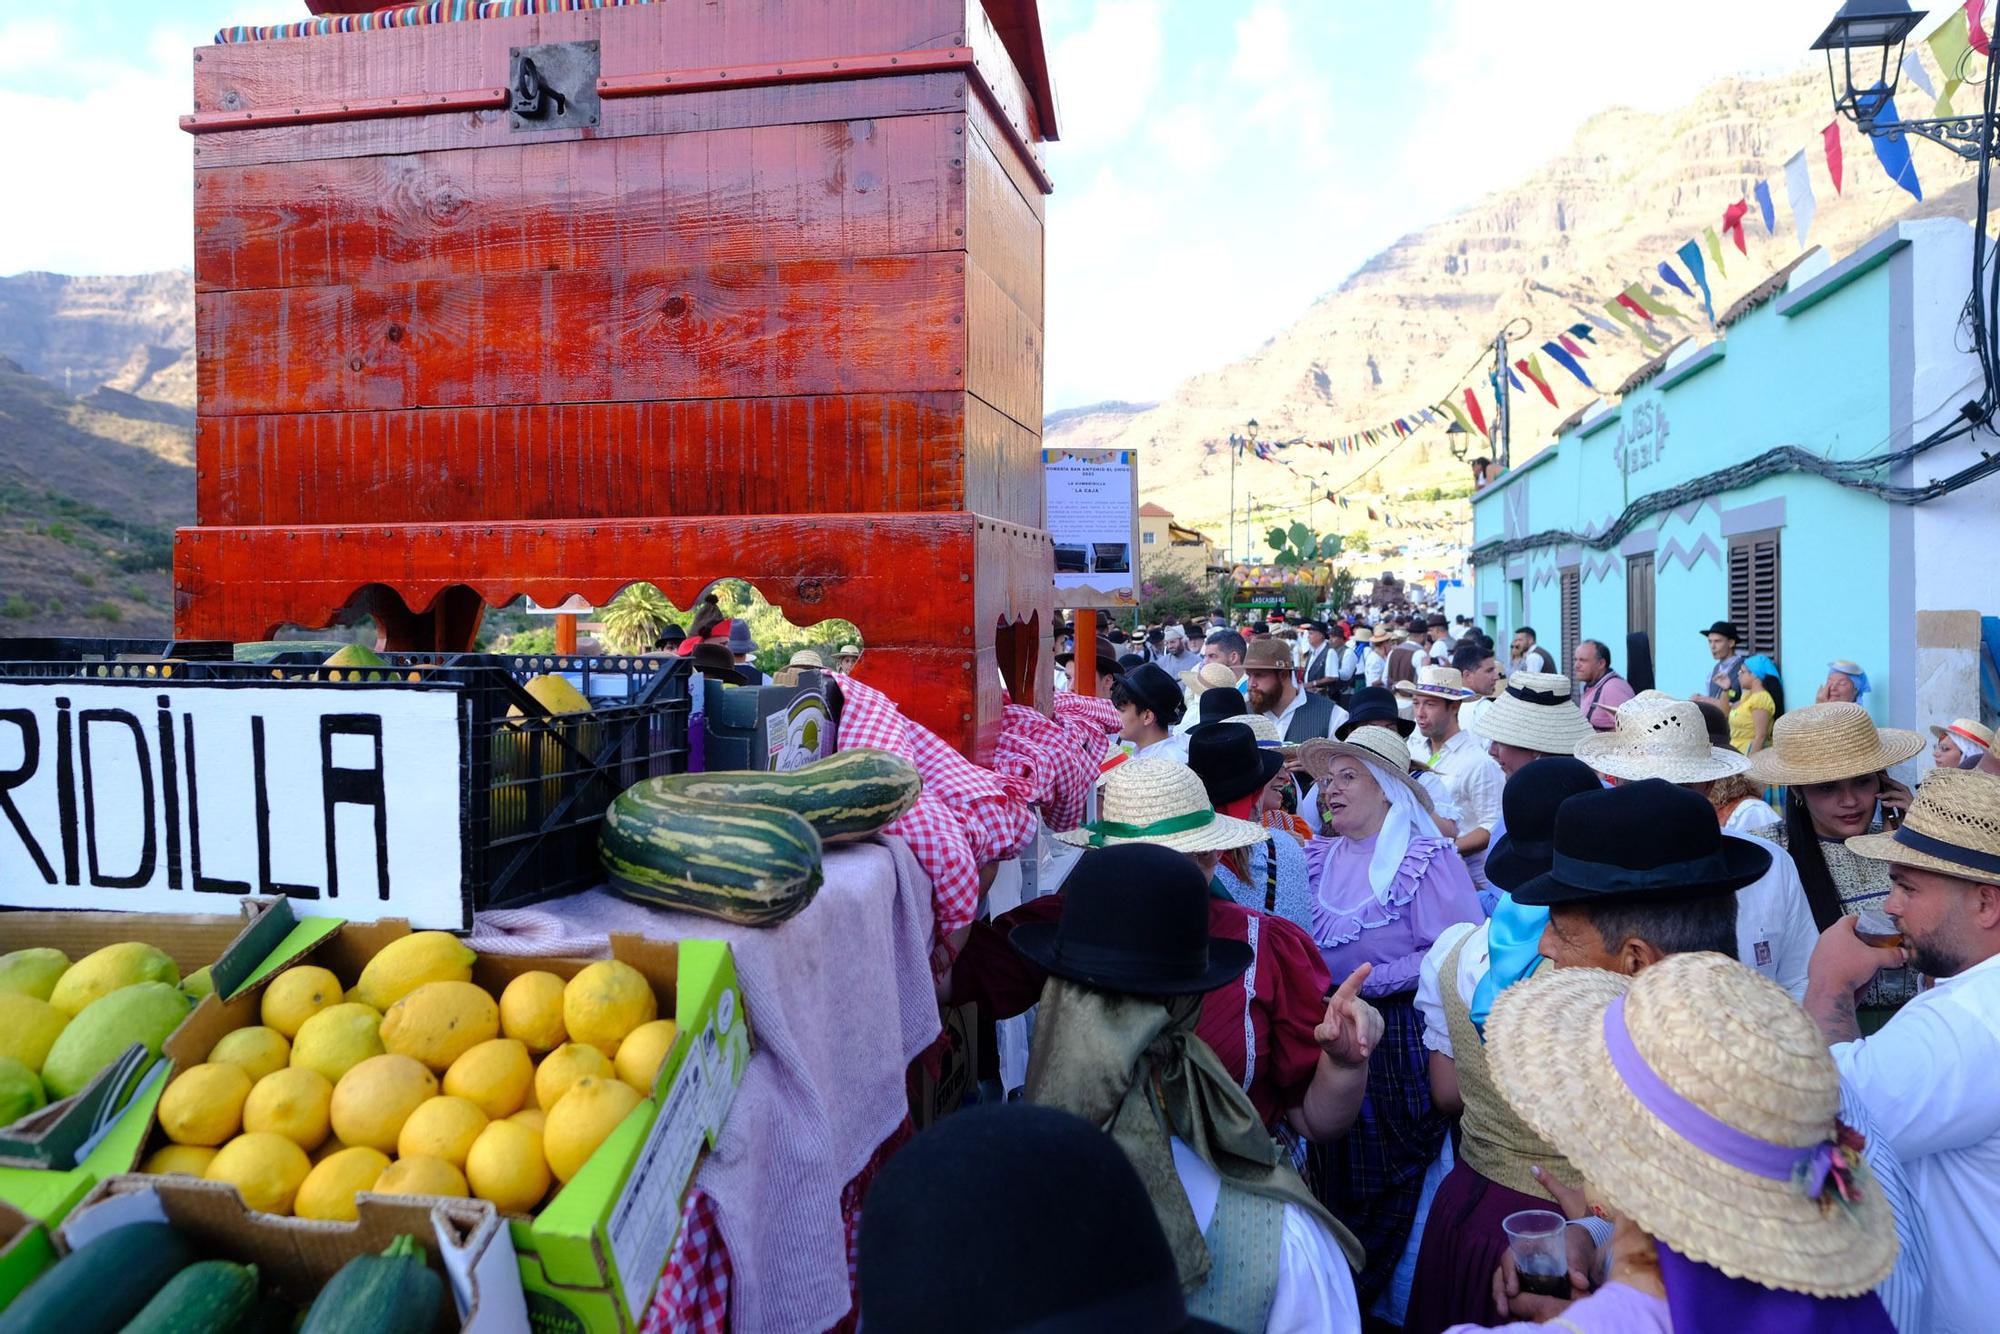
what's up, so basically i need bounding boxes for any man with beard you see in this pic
[1244,637,1343,743]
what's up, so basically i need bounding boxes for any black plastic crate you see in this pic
[0,641,691,916]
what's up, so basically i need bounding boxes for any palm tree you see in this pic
[599,584,677,654]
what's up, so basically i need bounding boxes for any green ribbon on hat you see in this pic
[1083,808,1216,847]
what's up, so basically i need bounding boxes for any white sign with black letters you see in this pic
[0,682,466,928]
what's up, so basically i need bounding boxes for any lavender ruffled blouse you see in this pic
[1304,830,1483,998]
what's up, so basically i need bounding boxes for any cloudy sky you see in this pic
[5,1,1855,407]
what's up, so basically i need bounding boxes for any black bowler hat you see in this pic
[1510,779,1772,907]
[1197,685,1248,723]
[1700,620,1743,642]
[1484,757,1604,891]
[1010,845,1254,995]
[1303,620,1331,635]
[1056,634,1119,674]
[655,622,687,649]
[1335,685,1414,739]
[859,1103,1228,1333]
[1185,721,1284,808]
[1117,652,1148,674]
[1116,662,1185,727]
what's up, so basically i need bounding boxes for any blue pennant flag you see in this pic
[1657,261,1696,301]
[1675,238,1716,323]
[1752,179,1776,234]
[1542,340,1594,390]
[1858,87,1923,200]
[1508,368,1526,393]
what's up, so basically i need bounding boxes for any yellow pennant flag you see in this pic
[1624,282,1690,324]
[1604,299,1663,352]
[1704,227,1728,279]
[1930,10,1974,116]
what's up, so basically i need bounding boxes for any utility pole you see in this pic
[1493,329,1513,472]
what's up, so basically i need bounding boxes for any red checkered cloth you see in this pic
[989,693,1122,833]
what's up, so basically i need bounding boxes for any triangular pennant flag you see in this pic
[1463,388,1489,437]
[1658,261,1696,301]
[1753,180,1776,235]
[1859,88,1925,199]
[1676,240,1716,323]
[1567,322,1599,344]
[1443,399,1476,436]
[1722,199,1749,254]
[1517,355,1559,407]
[1970,0,1992,56]
[1902,49,1937,100]
[1930,9,1974,113]
[1508,367,1527,392]
[1605,299,1663,351]
[1626,282,1688,323]
[1823,120,1844,194]
[1543,340,1595,389]
[1615,291,1654,322]
[1704,226,1729,278]
[1559,333,1589,358]
[1576,308,1623,340]
[1784,149,1817,246]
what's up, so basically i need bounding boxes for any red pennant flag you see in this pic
[1615,292,1655,322]
[1721,199,1749,254]
[1559,333,1589,359]
[1971,0,1993,56]
[1824,121,1844,194]
[1515,359,1559,407]
[1464,388,1489,437]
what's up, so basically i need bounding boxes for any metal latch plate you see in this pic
[508,41,601,132]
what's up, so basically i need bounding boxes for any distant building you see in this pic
[1470,218,1998,732]
[1138,502,1218,585]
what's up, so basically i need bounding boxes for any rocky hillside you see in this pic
[1050,58,1981,565]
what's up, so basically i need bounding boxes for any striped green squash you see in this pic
[638,748,921,843]
[601,788,824,925]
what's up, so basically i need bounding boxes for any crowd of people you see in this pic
[857,604,2000,1334]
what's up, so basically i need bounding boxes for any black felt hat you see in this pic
[859,1102,1228,1333]
[1484,757,1604,891]
[1700,621,1744,642]
[1056,634,1119,674]
[1197,685,1248,724]
[1010,845,1254,996]
[1184,721,1284,808]
[1510,779,1772,907]
[1335,685,1414,739]
[1116,662,1186,727]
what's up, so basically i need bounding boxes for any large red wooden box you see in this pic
[177,0,1059,758]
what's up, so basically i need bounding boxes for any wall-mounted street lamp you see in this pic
[1812,1,1997,159]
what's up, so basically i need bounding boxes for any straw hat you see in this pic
[1744,703,1925,788]
[1296,734,1435,816]
[1351,626,1375,644]
[1573,695,1750,784]
[788,649,826,670]
[837,644,861,659]
[1180,661,1239,695]
[1394,664,1477,702]
[1848,767,2000,881]
[1054,758,1265,853]
[1487,953,1899,1297]
[1468,672,1596,756]
[1225,713,1285,748]
[1929,717,1995,751]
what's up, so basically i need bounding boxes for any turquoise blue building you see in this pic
[1470,219,1997,733]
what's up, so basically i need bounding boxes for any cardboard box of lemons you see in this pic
[544,1076,644,1183]
[381,982,500,1072]
[208,1026,292,1083]
[243,1067,334,1152]
[206,1132,312,1215]
[397,1095,487,1168]
[0,993,68,1073]
[443,1038,533,1119]
[291,1003,386,1084]
[355,932,477,1012]
[615,1019,679,1095]
[533,1043,614,1113]
[0,947,70,1002]
[294,1146,390,1222]
[329,1054,438,1153]
[49,942,178,1017]
[498,971,568,1054]
[261,966,344,1039]
[376,1155,468,1199]
[465,1119,550,1213]
[158,1062,254,1147]
[0,1057,45,1126]
[563,961,657,1056]
[142,1144,219,1177]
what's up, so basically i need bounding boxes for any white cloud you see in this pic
[1048,0,1165,153]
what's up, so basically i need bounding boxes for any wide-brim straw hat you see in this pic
[1225,712,1287,749]
[1929,717,1995,750]
[1180,661,1239,695]
[1487,953,1899,1297]
[837,644,861,658]
[1745,703,1925,788]
[1393,664,1477,702]
[1573,695,1751,783]
[1295,735,1435,816]
[788,650,826,670]
[1054,758,1266,852]
[1469,672,1596,756]
[1848,767,2000,880]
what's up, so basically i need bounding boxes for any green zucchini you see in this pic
[601,789,824,926]
[0,1223,196,1334]
[298,1236,445,1334]
[635,748,920,843]
[120,1259,261,1334]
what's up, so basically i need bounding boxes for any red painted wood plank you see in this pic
[965,258,1042,433]
[965,116,1043,325]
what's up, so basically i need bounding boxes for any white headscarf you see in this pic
[1348,755,1436,906]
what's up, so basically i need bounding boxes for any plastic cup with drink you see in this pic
[1503,1208,1572,1300]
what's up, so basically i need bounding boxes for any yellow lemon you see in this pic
[507,1108,547,1134]
[158,1062,254,1147]
[243,1067,333,1151]
[544,1076,644,1183]
[49,942,178,1016]
[260,966,344,1039]
[380,982,499,1072]
[0,994,68,1073]
[465,1120,550,1213]
[397,1095,487,1167]
[294,1146,391,1222]
[533,1043,613,1113]
[329,1054,438,1153]
[376,1155,468,1199]
[310,1138,349,1165]
[291,1003,385,1084]
[562,962,656,1055]
[498,972,568,1054]
[614,1019,679,1095]
[209,1026,292,1083]
[206,1132,312,1215]
[141,1144,218,1177]
[355,933,477,1012]
[443,1038,533,1119]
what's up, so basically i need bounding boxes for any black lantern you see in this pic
[1812,1,1928,128]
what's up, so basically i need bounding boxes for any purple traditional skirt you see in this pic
[1401,1159,1551,1334]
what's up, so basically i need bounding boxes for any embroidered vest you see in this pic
[1439,935,1585,1201]
[1184,1179,1285,1332]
